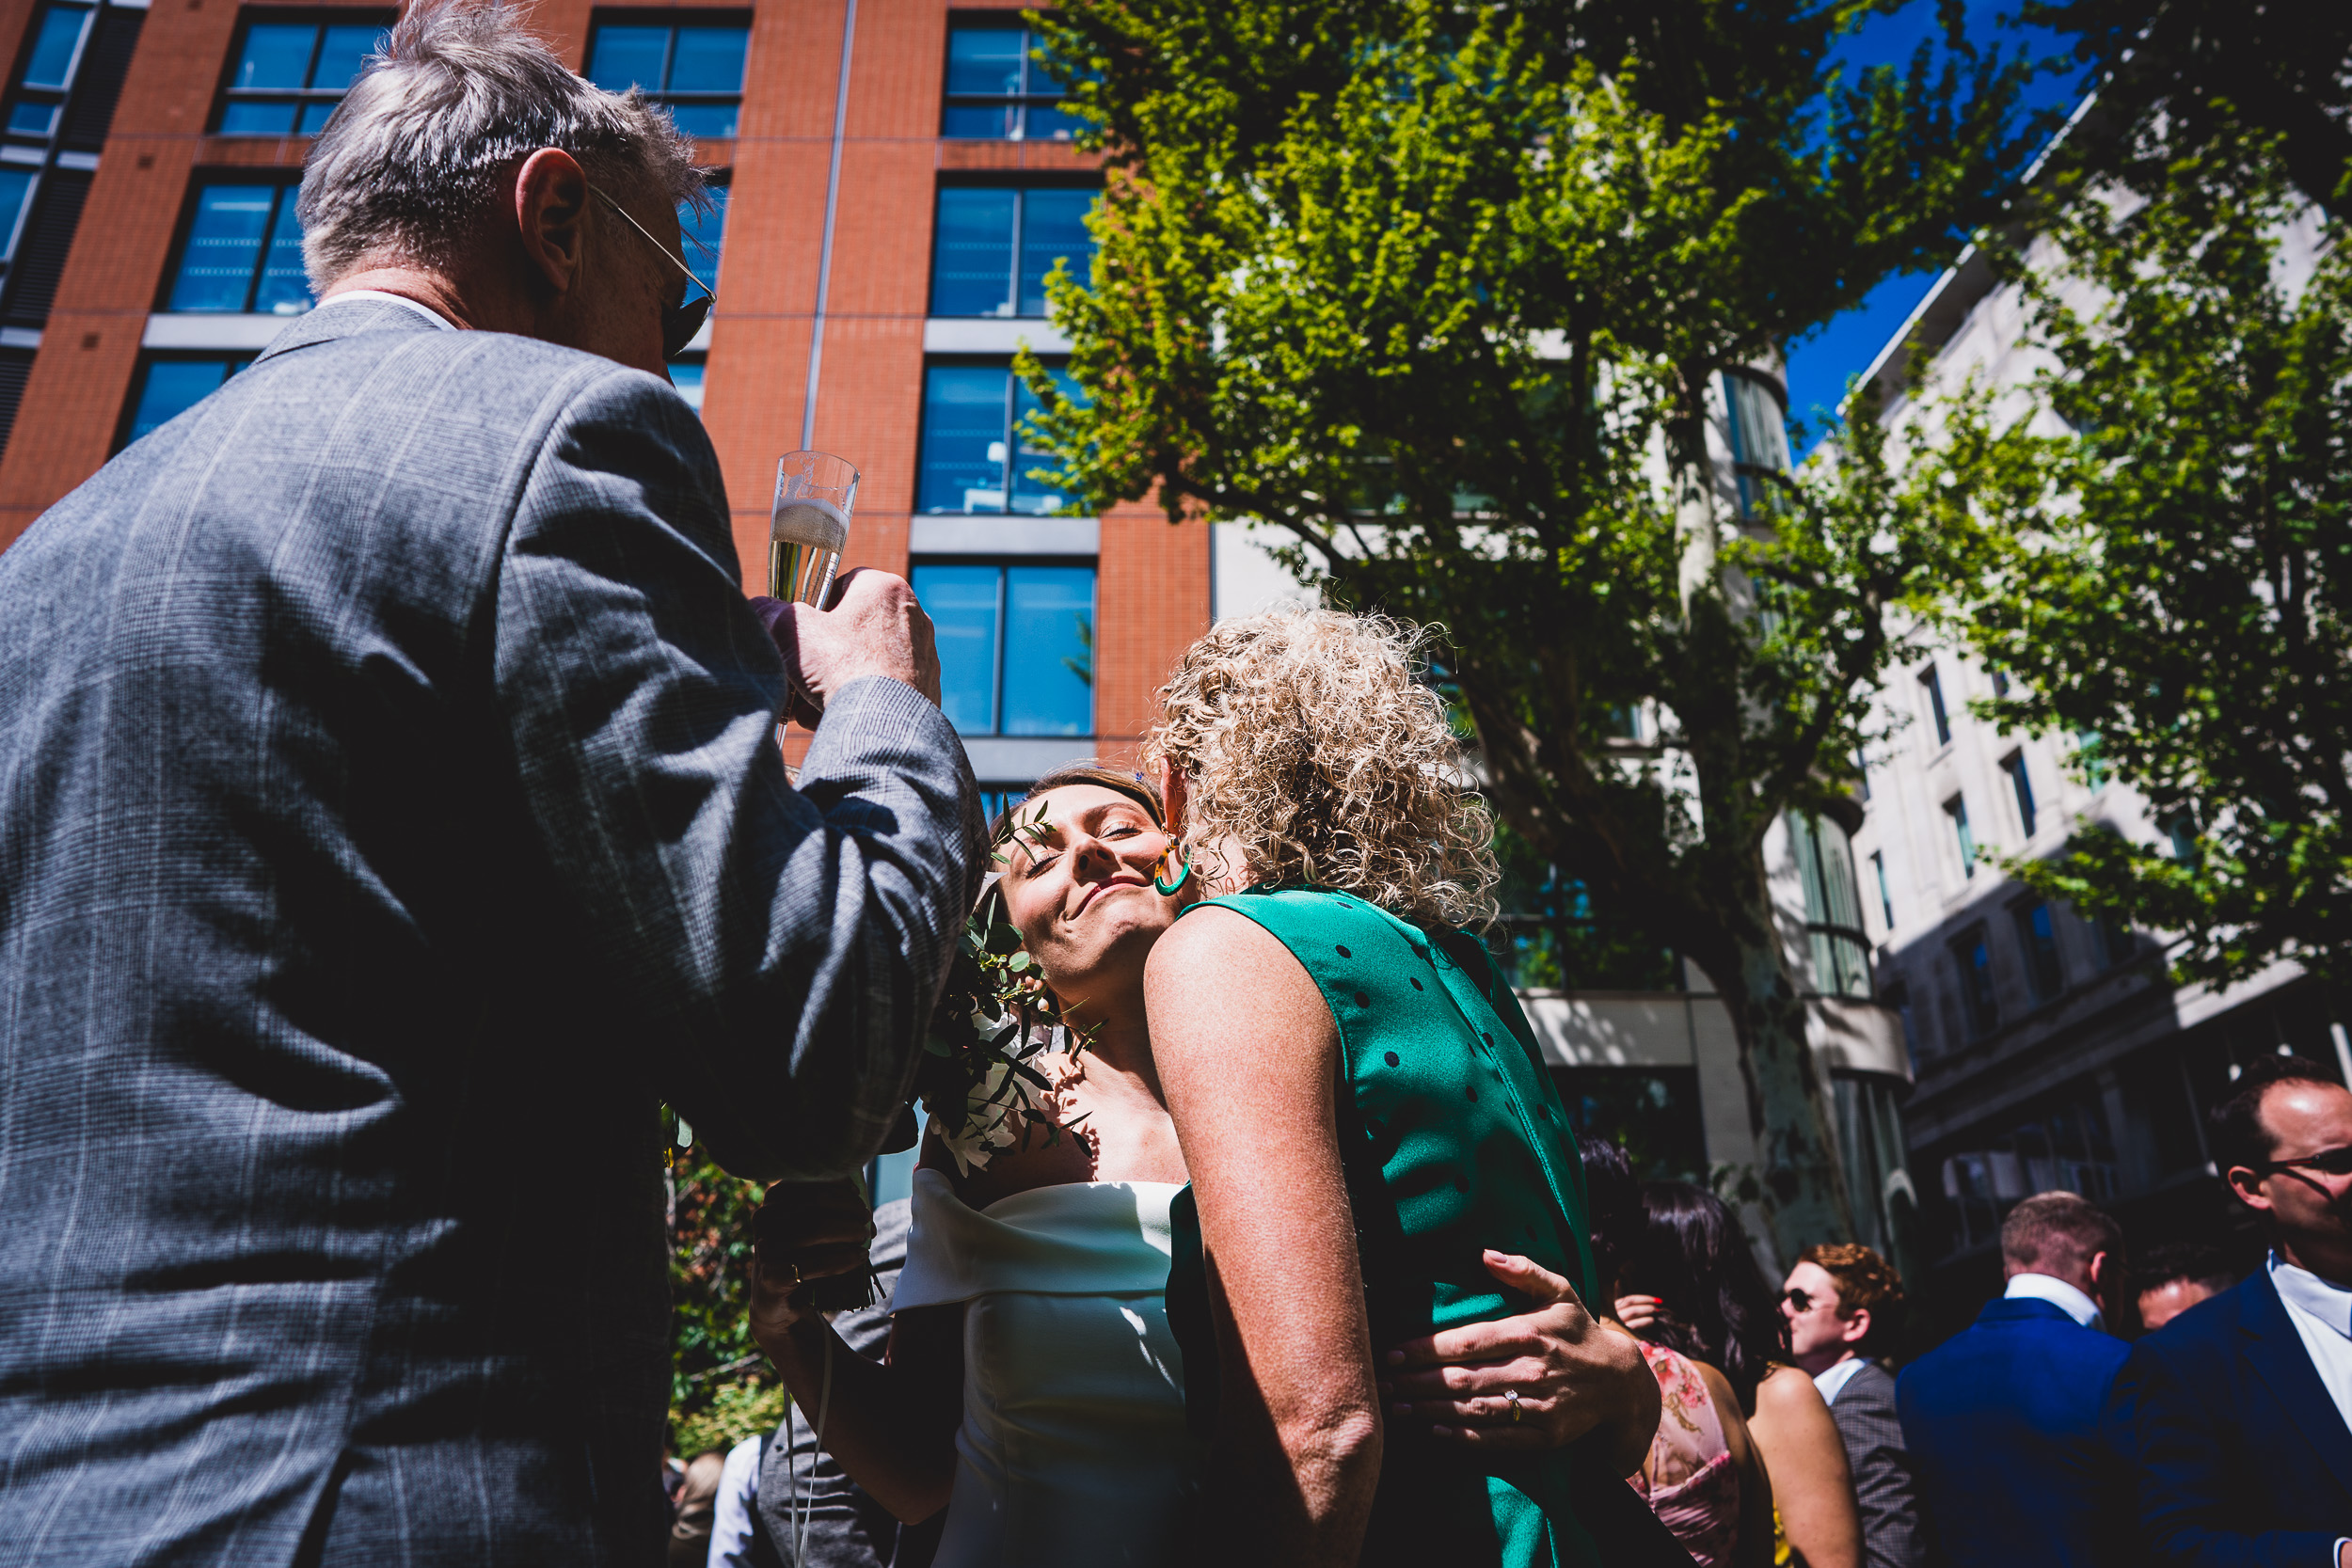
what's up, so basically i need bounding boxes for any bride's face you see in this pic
[995,784,1186,1017]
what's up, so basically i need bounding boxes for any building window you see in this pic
[1871,850,1893,930]
[7,0,92,143]
[2075,728,2107,788]
[667,356,705,413]
[122,355,249,446]
[911,562,1094,737]
[1788,812,1870,997]
[1881,980,1922,1061]
[1920,664,1951,747]
[1946,794,1976,879]
[2096,916,2137,968]
[2011,900,2063,1004]
[930,185,1096,318]
[216,18,386,135]
[165,182,310,314]
[1720,370,1790,516]
[917,362,1077,515]
[1854,752,1870,801]
[1951,927,1997,1038]
[681,182,726,296]
[942,22,1078,142]
[0,168,32,261]
[977,784,1033,826]
[2003,751,2038,839]
[586,20,749,138]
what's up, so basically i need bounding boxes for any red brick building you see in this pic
[0,0,1216,798]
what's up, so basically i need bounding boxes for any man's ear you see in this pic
[2226,1164,2276,1214]
[514,147,590,295]
[1841,1306,1872,1346]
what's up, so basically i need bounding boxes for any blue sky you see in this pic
[1781,1,2088,450]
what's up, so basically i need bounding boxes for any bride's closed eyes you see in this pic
[1016,813,1152,880]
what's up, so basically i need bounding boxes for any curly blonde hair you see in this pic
[1144,605,1500,929]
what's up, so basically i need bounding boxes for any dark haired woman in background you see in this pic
[1581,1145,1773,1568]
[1617,1182,1860,1568]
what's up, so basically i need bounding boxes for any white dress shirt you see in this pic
[315,288,457,331]
[706,1432,764,1568]
[2269,1251,2352,1438]
[2004,1271,2105,1331]
[1814,1354,1869,1405]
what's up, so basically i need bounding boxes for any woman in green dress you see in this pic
[1143,606,1661,1567]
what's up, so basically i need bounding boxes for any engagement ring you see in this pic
[1506,1389,1522,1424]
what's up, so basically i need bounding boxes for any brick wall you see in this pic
[0,0,1213,763]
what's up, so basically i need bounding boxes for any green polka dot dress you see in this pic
[1165,886,1604,1567]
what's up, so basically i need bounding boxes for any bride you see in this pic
[746,619,1658,1567]
[747,762,1202,1567]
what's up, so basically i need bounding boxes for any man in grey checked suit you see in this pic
[0,5,982,1564]
[1783,1244,1925,1568]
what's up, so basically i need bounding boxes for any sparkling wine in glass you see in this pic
[770,450,857,608]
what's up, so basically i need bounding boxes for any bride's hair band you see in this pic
[986,761,1168,850]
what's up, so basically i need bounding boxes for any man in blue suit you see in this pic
[1898,1191,2130,1568]
[2109,1056,2352,1568]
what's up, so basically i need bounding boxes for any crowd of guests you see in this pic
[690,1053,2349,1568]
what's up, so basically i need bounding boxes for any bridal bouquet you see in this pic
[918,826,1082,1173]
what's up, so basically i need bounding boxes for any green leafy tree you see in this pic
[1912,120,2352,990]
[666,1148,785,1450]
[1029,0,2042,1254]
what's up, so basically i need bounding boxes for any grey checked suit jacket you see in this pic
[0,302,984,1567]
[1829,1360,1926,1568]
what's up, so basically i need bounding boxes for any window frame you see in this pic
[5,0,96,145]
[2010,898,2065,1005]
[1945,793,1976,879]
[1950,925,1998,1039]
[914,356,1078,517]
[157,176,310,315]
[211,13,393,136]
[116,350,251,451]
[939,18,1077,143]
[582,13,752,139]
[1920,663,1952,748]
[907,555,1096,740]
[2002,750,2038,839]
[928,177,1100,320]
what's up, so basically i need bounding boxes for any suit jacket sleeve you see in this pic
[491,369,985,1180]
[2112,1338,2342,1568]
[1835,1366,1927,1568]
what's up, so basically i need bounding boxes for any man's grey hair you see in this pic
[298,0,705,288]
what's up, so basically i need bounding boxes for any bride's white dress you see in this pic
[891,1166,1200,1567]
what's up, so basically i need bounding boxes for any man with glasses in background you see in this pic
[1782,1245,1923,1568]
[2111,1056,2352,1568]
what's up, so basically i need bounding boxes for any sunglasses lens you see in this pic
[663,295,712,358]
[1783,1289,1809,1311]
[2316,1148,2352,1176]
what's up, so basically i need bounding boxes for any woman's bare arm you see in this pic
[1694,1362,1779,1568]
[1748,1365,1860,1568]
[1145,907,1382,1567]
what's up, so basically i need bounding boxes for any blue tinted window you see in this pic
[918,364,1079,514]
[0,168,33,257]
[219,17,388,135]
[1002,567,1092,736]
[668,25,748,92]
[945,27,1024,96]
[126,357,246,444]
[680,185,728,297]
[8,101,56,136]
[1017,189,1094,315]
[913,564,1003,734]
[587,23,747,139]
[943,25,1075,141]
[1011,371,1075,514]
[668,358,705,414]
[910,563,1095,737]
[930,189,1016,316]
[919,366,1013,514]
[233,23,317,90]
[22,4,92,89]
[169,185,312,315]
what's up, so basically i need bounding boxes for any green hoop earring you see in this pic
[1154,846,1193,896]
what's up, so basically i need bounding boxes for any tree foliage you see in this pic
[667,1148,781,1451]
[1914,119,2352,990]
[1030,0,2046,1254]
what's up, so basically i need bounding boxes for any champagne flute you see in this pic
[771,451,858,776]
[771,450,857,608]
